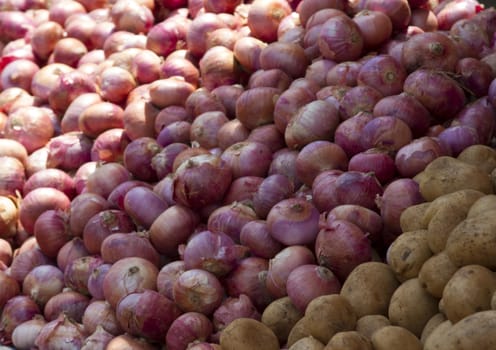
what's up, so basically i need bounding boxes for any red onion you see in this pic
[86,162,132,199]
[207,202,258,242]
[0,270,20,311]
[247,0,292,43]
[73,161,97,195]
[33,209,71,258]
[123,186,167,229]
[235,87,280,130]
[0,295,40,343]
[265,245,315,298]
[69,192,110,238]
[247,124,286,153]
[222,176,263,205]
[395,136,448,177]
[90,128,131,163]
[0,139,28,166]
[22,265,64,308]
[327,204,384,243]
[151,144,188,180]
[286,264,341,312]
[259,42,309,79]
[376,178,424,238]
[156,121,192,146]
[56,238,89,273]
[82,209,135,255]
[0,59,39,93]
[101,231,160,267]
[224,256,273,311]
[0,239,13,267]
[403,68,467,121]
[82,300,122,336]
[239,220,284,259]
[9,246,53,282]
[166,312,214,350]
[273,85,316,133]
[355,0,411,30]
[0,87,35,115]
[64,255,104,296]
[285,99,340,149]
[332,171,384,210]
[157,260,186,300]
[233,36,267,73]
[248,68,292,91]
[190,111,229,149]
[122,137,162,182]
[216,120,250,151]
[44,290,90,322]
[348,148,397,184]
[116,290,181,342]
[357,54,407,96]
[0,156,24,200]
[310,169,342,212]
[47,69,97,114]
[437,125,480,156]
[35,313,86,350]
[106,334,158,350]
[251,174,294,219]
[46,132,93,171]
[81,325,114,350]
[451,96,496,145]
[456,57,493,97]
[183,230,246,277]
[315,219,372,281]
[338,85,383,120]
[23,168,75,199]
[361,115,413,152]
[0,11,34,42]
[149,204,199,257]
[173,153,233,209]
[186,13,227,57]
[87,264,112,301]
[353,10,393,50]
[103,256,159,309]
[318,15,364,62]
[295,140,348,187]
[11,316,47,350]
[212,294,260,334]
[173,268,224,315]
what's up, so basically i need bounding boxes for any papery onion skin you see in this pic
[83,300,123,336]
[81,325,114,350]
[116,290,182,342]
[173,268,224,315]
[11,316,47,350]
[315,219,372,282]
[267,197,320,246]
[165,312,214,350]
[34,313,87,350]
[103,257,159,309]
[22,264,64,309]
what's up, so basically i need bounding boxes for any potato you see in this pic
[466,194,496,218]
[418,251,458,298]
[388,278,439,337]
[219,318,279,350]
[288,294,357,346]
[457,144,496,173]
[423,189,484,253]
[424,310,496,350]
[370,326,422,350]
[415,156,493,201]
[261,297,303,344]
[386,229,432,282]
[324,331,372,350]
[399,202,431,232]
[289,336,325,350]
[422,319,453,350]
[439,264,496,323]
[445,214,496,268]
[355,315,391,340]
[340,262,400,317]
[420,313,447,344]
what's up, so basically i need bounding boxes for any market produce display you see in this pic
[1,0,496,349]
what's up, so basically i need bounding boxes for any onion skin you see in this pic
[34,313,87,350]
[56,238,89,274]
[64,255,104,296]
[395,136,448,177]
[318,15,364,62]
[103,257,159,309]
[327,204,384,243]
[247,0,292,43]
[22,264,64,309]
[267,197,320,246]
[361,115,413,152]
[69,192,110,238]
[348,148,397,185]
[315,219,372,282]
[357,54,407,97]
[43,290,90,323]
[166,312,214,350]
[11,316,47,350]
[207,202,258,243]
[235,87,281,130]
[116,290,182,342]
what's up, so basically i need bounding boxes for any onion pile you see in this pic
[0,0,495,348]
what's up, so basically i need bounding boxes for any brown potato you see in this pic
[340,262,400,318]
[386,229,432,282]
[466,194,496,218]
[388,278,439,337]
[445,214,496,269]
[457,144,496,173]
[400,202,431,232]
[370,326,422,350]
[324,331,372,350]
[423,189,484,253]
[219,318,280,350]
[288,295,357,346]
[424,310,496,350]
[418,251,458,298]
[289,336,325,350]
[440,264,496,323]
[261,297,303,344]
[355,315,391,340]
[420,313,447,345]
[415,156,493,202]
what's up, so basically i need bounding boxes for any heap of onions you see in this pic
[0,0,495,348]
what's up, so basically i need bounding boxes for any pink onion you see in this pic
[247,0,292,43]
[395,136,448,177]
[157,260,186,300]
[361,115,413,152]
[315,219,372,281]
[212,294,261,334]
[0,270,20,311]
[166,312,214,350]
[338,84,383,120]
[81,325,114,350]
[357,54,407,96]
[82,300,122,336]
[23,168,75,199]
[56,237,89,273]
[101,231,161,267]
[11,316,47,350]
[318,15,364,62]
[207,202,258,242]
[437,125,480,157]
[451,96,496,145]
[69,192,110,237]
[0,156,25,198]
[64,255,104,296]
[348,148,397,185]
[43,290,90,322]
[35,313,86,350]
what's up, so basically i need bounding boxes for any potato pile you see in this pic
[219,144,496,350]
